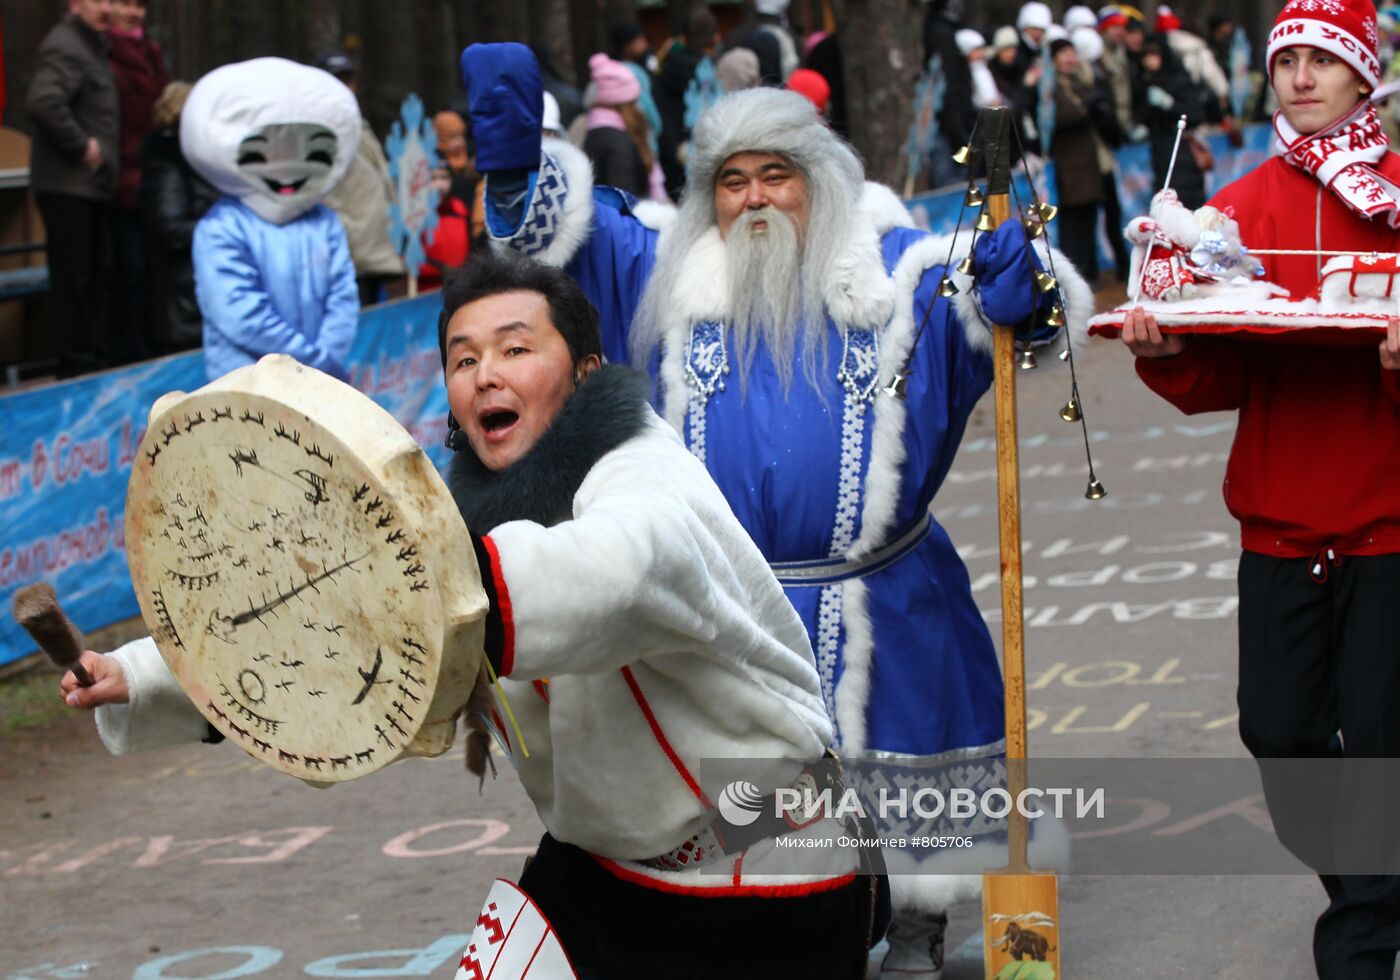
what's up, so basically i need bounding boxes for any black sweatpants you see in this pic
[35,192,113,377]
[1237,551,1400,979]
[518,833,885,979]
[1099,170,1130,281]
[1057,203,1100,286]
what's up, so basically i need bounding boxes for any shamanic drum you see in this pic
[125,355,486,782]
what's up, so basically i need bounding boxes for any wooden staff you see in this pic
[977,105,1063,979]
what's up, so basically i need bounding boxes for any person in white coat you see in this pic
[61,252,889,979]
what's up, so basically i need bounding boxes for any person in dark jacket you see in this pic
[583,53,652,199]
[139,81,217,355]
[25,0,120,377]
[803,30,849,140]
[922,0,976,187]
[654,6,719,200]
[107,0,168,365]
[1049,38,1106,284]
[1134,32,1208,209]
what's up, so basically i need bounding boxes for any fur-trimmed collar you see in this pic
[445,365,652,532]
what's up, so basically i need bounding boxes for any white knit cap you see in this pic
[1045,24,1071,43]
[993,25,1022,50]
[1018,1,1054,31]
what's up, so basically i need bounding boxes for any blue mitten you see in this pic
[972,219,1057,344]
[461,43,543,172]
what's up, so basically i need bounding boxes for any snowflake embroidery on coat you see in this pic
[1365,15,1379,48]
[683,320,728,464]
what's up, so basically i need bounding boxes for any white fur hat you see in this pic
[1064,5,1098,31]
[955,28,988,57]
[1072,25,1105,61]
[1018,1,1054,31]
[685,87,862,202]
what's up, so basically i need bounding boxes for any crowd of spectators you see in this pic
[11,0,1304,376]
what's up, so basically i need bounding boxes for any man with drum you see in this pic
[461,44,1090,976]
[1122,0,1400,974]
[62,252,887,978]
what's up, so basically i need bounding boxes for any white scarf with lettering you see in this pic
[1275,100,1400,228]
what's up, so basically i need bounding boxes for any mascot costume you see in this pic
[181,57,361,381]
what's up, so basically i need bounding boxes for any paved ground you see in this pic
[0,294,1351,979]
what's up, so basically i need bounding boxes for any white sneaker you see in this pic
[878,910,948,979]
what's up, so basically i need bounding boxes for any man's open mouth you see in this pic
[263,177,309,196]
[480,410,520,435]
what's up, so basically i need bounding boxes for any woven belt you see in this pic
[769,512,932,588]
[639,754,849,871]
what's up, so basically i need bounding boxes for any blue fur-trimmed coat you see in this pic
[487,140,1092,904]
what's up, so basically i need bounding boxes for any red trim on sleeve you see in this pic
[619,666,713,809]
[591,854,857,897]
[481,535,516,677]
[732,852,744,887]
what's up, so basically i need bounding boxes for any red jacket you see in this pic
[1136,153,1400,557]
[418,194,470,289]
[108,31,168,210]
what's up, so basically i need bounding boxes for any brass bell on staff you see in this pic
[1046,305,1066,328]
[1022,216,1045,240]
[1034,270,1057,293]
[1085,477,1107,500]
[965,186,985,208]
[976,210,997,232]
[955,255,976,276]
[1017,347,1038,370]
[1058,398,1082,423]
[938,276,959,297]
[952,145,971,165]
[1036,201,1059,222]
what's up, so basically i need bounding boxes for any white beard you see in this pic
[724,207,826,393]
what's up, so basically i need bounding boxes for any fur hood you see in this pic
[445,365,652,532]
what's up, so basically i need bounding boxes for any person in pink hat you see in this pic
[583,52,666,201]
[1124,1,1400,974]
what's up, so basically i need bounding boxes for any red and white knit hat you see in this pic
[1267,0,1381,89]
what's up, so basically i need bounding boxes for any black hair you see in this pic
[438,252,603,371]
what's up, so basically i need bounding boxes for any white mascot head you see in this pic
[181,57,362,225]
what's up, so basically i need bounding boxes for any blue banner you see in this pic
[0,294,449,665]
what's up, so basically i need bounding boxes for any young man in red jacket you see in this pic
[1123,0,1400,975]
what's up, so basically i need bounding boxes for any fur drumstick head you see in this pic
[11,583,92,685]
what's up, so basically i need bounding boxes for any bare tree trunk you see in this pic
[229,0,282,62]
[304,0,344,62]
[531,0,578,85]
[835,0,921,189]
